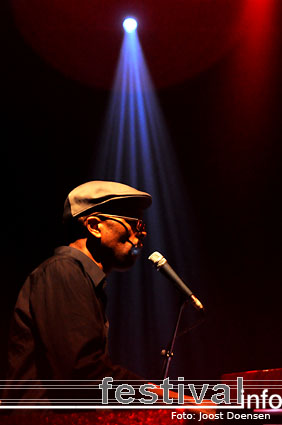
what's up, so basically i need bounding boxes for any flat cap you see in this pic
[63,180,152,221]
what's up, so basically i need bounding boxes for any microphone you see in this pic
[148,251,204,311]
[127,239,142,256]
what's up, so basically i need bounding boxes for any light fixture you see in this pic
[123,17,138,33]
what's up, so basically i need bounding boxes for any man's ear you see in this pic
[85,216,102,238]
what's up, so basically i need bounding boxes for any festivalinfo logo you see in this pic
[1,376,282,412]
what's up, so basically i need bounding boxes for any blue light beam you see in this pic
[92,28,202,379]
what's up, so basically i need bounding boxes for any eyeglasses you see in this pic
[95,213,146,233]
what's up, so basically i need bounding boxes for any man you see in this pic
[2,180,152,404]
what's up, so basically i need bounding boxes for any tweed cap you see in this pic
[63,181,152,221]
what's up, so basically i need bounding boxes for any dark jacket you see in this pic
[2,246,140,405]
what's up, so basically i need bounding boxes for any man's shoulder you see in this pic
[24,247,104,293]
[30,251,84,280]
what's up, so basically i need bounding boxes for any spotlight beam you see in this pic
[93,26,200,379]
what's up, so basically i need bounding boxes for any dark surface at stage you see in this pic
[0,0,282,385]
[0,410,186,425]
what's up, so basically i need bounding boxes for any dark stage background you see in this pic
[0,0,281,383]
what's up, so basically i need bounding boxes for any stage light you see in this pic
[123,17,137,33]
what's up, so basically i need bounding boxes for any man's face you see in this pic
[98,215,147,271]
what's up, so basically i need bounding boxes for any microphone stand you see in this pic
[161,300,187,380]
